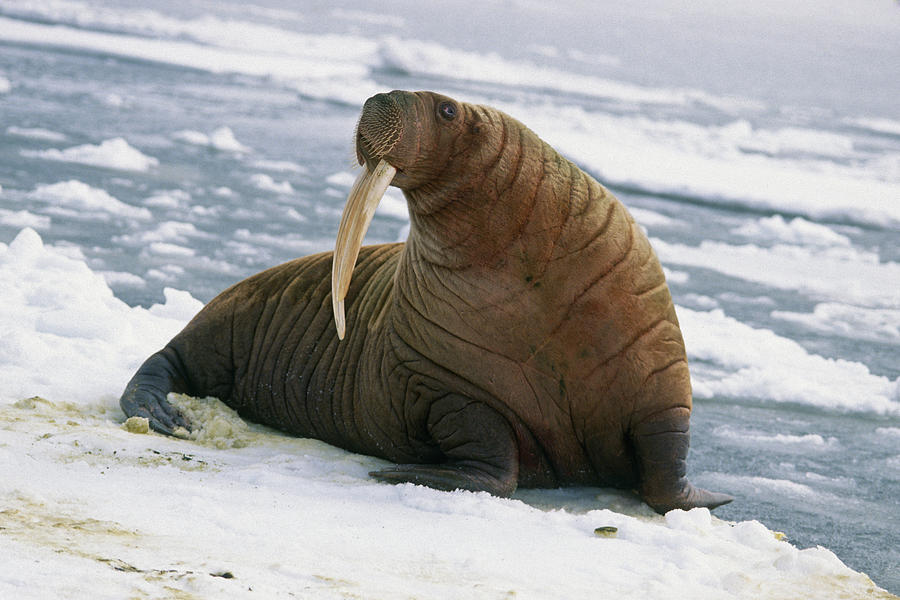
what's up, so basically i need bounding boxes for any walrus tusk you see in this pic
[332,159,397,339]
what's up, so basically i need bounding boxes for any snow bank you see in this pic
[23,138,159,172]
[0,227,891,599]
[0,1,749,113]
[712,426,839,451]
[3,6,898,231]
[6,126,68,142]
[251,159,307,174]
[173,126,250,153]
[731,215,851,247]
[0,395,884,600]
[848,117,900,137]
[28,180,152,221]
[517,105,900,230]
[0,14,378,105]
[0,209,50,230]
[679,307,900,416]
[377,36,726,109]
[772,303,900,345]
[250,173,294,194]
[113,221,211,246]
[656,239,900,309]
[0,228,200,404]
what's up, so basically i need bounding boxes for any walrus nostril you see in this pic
[357,93,402,160]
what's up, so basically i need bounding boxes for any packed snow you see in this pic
[27,180,152,221]
[0,228,889,599]
[173,126,250,153]
[23,138,159,172]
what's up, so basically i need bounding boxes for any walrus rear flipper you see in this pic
[370,397,519,497]
[634,409,734,514]
[120,346,192,436]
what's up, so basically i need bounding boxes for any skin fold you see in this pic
[121,90,733,514]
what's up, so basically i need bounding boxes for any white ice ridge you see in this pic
[655,238,900,309]
[6,126,68,142]
[772,303,900,345]
[517,105,900,230]
[679,306,900,416]
[0,228,201,404]
[3,7,899,231]
[0,15,379,105]
[0,1,759,113]
[28,180,152,221]
[22,138,159,172]
[173,126,250,153]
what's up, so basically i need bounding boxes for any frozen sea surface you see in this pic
[1,0,898,597]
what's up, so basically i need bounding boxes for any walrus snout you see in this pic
[356,92,404,164]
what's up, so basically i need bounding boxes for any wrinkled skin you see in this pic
[121,90,733,514]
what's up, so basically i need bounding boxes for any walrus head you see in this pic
[333,90,493,338]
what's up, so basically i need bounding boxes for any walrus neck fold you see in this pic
[400,120,601,274]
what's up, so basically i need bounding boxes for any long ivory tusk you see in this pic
[331,159,397,340]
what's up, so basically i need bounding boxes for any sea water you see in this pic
[1,0,898,595]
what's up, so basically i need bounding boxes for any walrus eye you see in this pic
[438,102,457,121]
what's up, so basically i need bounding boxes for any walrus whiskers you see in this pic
[331,159,396,339]
[356,99,403,160]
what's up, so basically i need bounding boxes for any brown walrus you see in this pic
[120,90,733,514]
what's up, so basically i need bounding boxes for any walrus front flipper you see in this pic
[370,398,519,497]
[120,347,192,436]
[634,409,734,514]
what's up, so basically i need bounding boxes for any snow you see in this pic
[376,35,746,111]
[518,105,900,229]
[3,5,898,229]
[143,190,190,209]
[678,307,900,416]
[173,126,250,153]
[713,426,839,451]
[848,117,900,137]
[0,209,51,230]
[731,215,851,247]
[113,221,211,246]
[28,180,152,221]
[232,229,318,255]
[250,173,295,194]
[772,303,900,345]
[251,159,307,173]
[0,229,199,403]
[0,0,897,592]
[22,138,159,172]
[100,270,146,288]
[0,14,379,105]
[143,242,196,258]
[0,228,887,598]
[6,126,68,142]
[655,239,900,309]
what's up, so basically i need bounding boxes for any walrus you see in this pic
[120,90,733,514]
